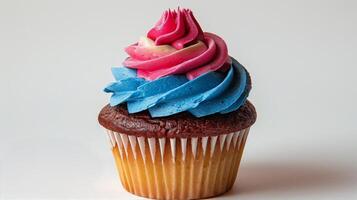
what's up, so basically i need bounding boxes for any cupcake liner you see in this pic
[105,129,250,199]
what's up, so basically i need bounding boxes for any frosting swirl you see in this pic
[105,58,251,117]
[147,8,204,49]
[123,8,229,80]
[104,8,252,118]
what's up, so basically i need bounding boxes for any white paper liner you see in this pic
[105,129,250,199]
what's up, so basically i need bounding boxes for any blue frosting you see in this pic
[104,57,250,117]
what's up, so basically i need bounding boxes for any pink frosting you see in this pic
[147,8,204,49]
[123,8,229,80]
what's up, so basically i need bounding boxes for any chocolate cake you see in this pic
[99,101,256,138]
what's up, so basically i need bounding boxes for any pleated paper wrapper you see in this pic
[106,128,250,200]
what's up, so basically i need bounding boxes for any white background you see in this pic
[1,0,357,199]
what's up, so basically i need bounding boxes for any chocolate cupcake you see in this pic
[98,8,257,199]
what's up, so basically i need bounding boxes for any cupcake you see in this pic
[98,8,257,200]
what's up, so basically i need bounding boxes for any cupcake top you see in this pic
[104,8,252,118]
[98,101,256,138]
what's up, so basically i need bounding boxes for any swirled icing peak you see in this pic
[124,8,229,80]
[147,8,204,49]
